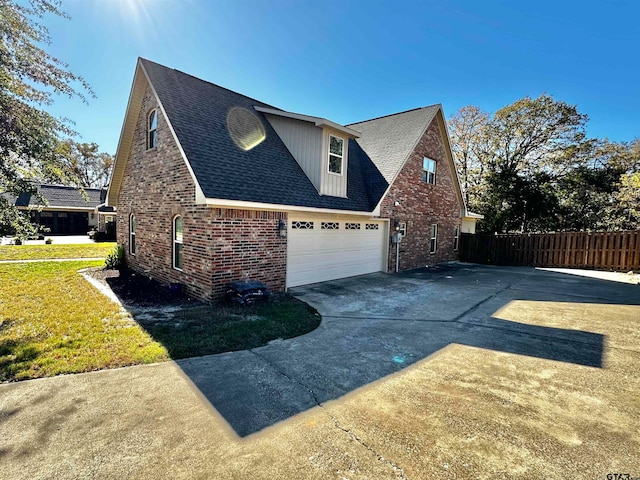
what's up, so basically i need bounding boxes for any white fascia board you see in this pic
[464,211,484,219]
[139,62,207,205]
[436,106,468,216]
[205,197,377,216]
[254,106,361,138]
[106,64,143,207]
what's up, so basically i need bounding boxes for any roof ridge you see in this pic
[347,104,441,126]
[139,58,281,111]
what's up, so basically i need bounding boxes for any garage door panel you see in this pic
[287,217,386,288]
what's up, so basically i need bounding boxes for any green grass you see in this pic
[0,261,168,382]
[140,298,321,359]
[0,261,321,382]
[0,243,116,261]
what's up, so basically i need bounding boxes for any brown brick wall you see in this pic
[116,85,287,301]
[380,117,462,272]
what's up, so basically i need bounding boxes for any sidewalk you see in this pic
[0,257,104,264]
[1,235,94,246]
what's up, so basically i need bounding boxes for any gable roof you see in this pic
[108,58,388,214]
[11,184,103,209]
[348,106,440,183]
[349,105,466,215]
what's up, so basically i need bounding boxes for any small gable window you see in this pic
[147,109,158,149]
[423,157,436,184]
[129,214,136,255]
[173,215,183,270]
[328,135,344,175]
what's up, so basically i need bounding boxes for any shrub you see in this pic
[104,245,126,271]
[45,238,53,244]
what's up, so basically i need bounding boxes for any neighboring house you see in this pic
[107,58,480,301]
[10,184,104,235]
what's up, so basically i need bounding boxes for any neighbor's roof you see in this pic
[132,59,388,212]
[348,105,440,183]
[13,184,103,209]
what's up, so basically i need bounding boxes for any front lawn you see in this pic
[0,243,116,261]
[0,261,168,382]
[0,261,321,382]
[134,297,321,359]
[98,269,322,359]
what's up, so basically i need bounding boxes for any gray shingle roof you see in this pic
[13,185,103,209]
[348,105,440,183]
[141,59,388,212]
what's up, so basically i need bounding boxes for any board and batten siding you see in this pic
[264,113,323,192]
[320,128,348,198]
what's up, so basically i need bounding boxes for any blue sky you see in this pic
[44,0,640,155]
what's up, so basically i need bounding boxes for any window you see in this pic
[328,135,344,175]
[453,225,460,251]
[147,109,158,149]
[321,222,339,230]
[423,157,436,184]
[173,215,183,270]
[430,224,437,254]
[129,214,136,255]
[345,222,360,230]
[365,223,379,230]
[292,221,314,229]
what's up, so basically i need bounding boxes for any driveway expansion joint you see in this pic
[451,281,520,322]
[248,349,409,480]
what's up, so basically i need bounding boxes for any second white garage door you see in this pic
[286,215,387,288]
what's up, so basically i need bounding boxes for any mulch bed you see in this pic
[87,268,200,307]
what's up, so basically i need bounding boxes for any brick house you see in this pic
[106,58,479,301]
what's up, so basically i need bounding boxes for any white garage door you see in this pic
[287,215,387,288]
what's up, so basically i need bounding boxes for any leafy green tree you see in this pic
[59,141,114,188]
[0,0,93,238]
[451,94,591,233]
[480,94,588,179]
[613,171,640,229]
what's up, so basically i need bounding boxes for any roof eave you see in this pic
[205,197,379,216]
[254,106,361,138]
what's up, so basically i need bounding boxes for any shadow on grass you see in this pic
[0,338,41,383]
[102,270,321,359]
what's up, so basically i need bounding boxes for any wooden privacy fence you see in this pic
[459,231,640,271]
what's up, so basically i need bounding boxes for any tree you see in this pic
[554,139,636,232]
[59,141,114,188]
[451,95,590,233]
[615,172,640,229]
[481,94,588,178]
[448,106,489,209]
[0,0,93,238]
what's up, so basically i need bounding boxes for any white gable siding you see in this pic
[264,114,323,192]
[319,128,348,198]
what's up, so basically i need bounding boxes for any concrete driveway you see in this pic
[1,264,639,479]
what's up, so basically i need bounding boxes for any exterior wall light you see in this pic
[278,218,287,238]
